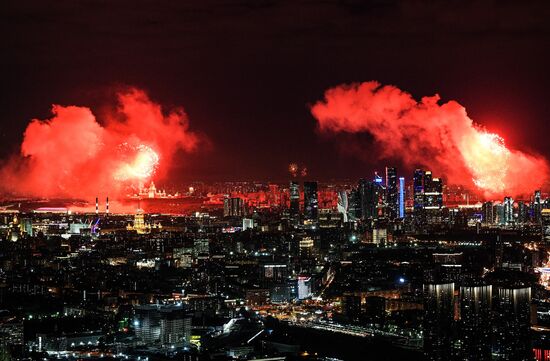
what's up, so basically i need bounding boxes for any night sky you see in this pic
[2,0,550,183]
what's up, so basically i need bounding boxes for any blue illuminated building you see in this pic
[399,177,405,218]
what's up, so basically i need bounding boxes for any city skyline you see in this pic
[3,2,550,361]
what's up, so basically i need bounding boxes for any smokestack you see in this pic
[106,197,109,215]
[95,197,99,215]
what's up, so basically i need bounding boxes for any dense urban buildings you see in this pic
[1,168,550,360]
[3,2,550,360]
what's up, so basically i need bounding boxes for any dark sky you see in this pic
[2,0,550,183]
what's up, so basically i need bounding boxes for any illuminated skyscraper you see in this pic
[413,169,425,212]
[424,170,432,187]
[348,188,361,221]
[303,181,319,222]
[433,178,443,208]
[358,178,371,221]
[482,201,494,226]
[337,190,349,223]
[289,181,300,223]
[517,201,528,224]
[503,196,514,225]
[534,190,542,224]
[359,177,383,222]
[542,209,550,242]
[399,177,405,218]
[495,204,506,225]
[424,174,443,210]
[385,167,398,219]
[414,169,443,224]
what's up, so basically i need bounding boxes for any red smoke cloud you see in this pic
[0,88,198,199]
[311,81,549,198]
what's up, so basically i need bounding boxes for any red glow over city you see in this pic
[311,81,550,198]
[0,88,198,199]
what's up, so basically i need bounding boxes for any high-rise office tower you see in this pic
[534,190,542,224]
[359,178,372,221]
[482,201,494,226]
[492,286,532,360]
[348,188,362,221]
[423,282,455,361]
[385,167,398,219]
[370,179,384,220]
[414,170,443,224]
[503,197,514,225]
[424,174,443,210]
[413,169,425,212]
[359,177,383,222]
[399,177,406,218]
[303,181,319,222]
[398,177,405,218]
[495,204,506,225]
[517,201,528,224]
[543,209,550,242]
[289,181,300,223]
[424,170,433,187]
[337,190,349,223]
[433,178,443,208]
[458,284,492,360]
